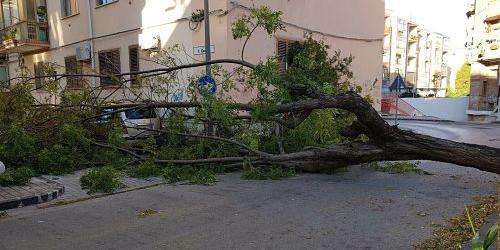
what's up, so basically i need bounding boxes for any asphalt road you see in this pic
[0,121,498,250]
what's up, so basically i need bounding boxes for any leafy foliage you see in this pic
[0,167,35,187]
[162,165,222,185]
[80,165,124,194]
[447,63,471,97]
[371,161,429,175]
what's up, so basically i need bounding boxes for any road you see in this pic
[0,121,498,250]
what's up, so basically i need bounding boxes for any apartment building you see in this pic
[383,11,452,98]
[0,0,384,110]
[465,0,500,121]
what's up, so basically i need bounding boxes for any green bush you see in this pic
[127,160,163,178]
[0,126,36,167]
[0,167,35,187]
[80,165,124,194]
[162,165,218,185]
[37,145,78,175]
[242,166,296,180]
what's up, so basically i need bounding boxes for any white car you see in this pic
[100,107,161,139]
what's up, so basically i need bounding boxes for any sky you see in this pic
[385,0,469,49]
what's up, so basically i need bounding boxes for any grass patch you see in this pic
[80,165,124,194]
[371,161,430,175]
[137,208,158,218]
[0,167,35,187]
[242,166,296,180]
[162,165,223,185]
[415,195,498,250]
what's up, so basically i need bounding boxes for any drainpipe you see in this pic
[87,0,96,85]
[404,22,409,95]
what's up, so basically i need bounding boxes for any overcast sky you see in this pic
[386,0,469,49]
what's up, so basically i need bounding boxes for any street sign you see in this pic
[193,45,215,55]
[198,75,217,96]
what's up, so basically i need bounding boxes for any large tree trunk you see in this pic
[97,91,500,174]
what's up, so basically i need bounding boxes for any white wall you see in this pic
[403,97,469,121]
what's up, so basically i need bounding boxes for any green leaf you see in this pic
[483,224,498,249]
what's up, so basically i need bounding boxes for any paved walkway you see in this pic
[0,170,163,211]
[0,177,64,210]
[39,170,163,208]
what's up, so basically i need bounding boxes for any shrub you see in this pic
[0,167,35,187]
[242,166,296,180]
[0,126,36,167]
[80,165,124,194]
[37,145,77,175]
[127,160,163,179]
[162,165,218,185]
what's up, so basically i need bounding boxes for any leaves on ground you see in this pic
[415,195,498,250]
[137,208,158,218]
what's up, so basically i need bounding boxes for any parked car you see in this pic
[98,107,161,139]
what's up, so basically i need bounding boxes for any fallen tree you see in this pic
[0,5,499,185]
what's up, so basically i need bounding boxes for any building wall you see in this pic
[382,11,451,98]
[466,0,500,118]
[4,0,383,110]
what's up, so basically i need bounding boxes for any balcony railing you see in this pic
[0,20,49,54]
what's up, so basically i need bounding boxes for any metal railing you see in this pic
[0,20,49,45]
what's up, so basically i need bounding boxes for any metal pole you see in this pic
[204,0,211,76]
[395,69,400,126]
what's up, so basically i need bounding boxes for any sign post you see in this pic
[204,0,211,76]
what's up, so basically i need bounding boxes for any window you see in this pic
[34,62,55,90]
[96,0,117,6]
[0,54,8,88]
[129,46,139,84]
[65,56,83,88]
[61,0,78,17]
[277,39,291,74]
[98,49,121,86]
[1,0,19,28]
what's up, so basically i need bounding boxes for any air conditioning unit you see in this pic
[139,33,161,51]
[76,41,92,61]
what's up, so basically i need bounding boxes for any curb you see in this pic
[0,185,65,211]
[37,182,164,209]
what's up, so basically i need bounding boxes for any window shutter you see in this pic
[99,49,121,86]
[65,56,82,88]
[277,39,289,74]
[129,46,139,84]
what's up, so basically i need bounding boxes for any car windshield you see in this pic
[125,108,157,119]
[96,108,114,123]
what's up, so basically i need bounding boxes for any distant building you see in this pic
[383,11,452,98]
[465,0,500,121]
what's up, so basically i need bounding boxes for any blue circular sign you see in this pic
[198,75,217,96]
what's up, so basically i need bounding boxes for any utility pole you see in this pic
[204,0,211,76]
[395,69,400,126]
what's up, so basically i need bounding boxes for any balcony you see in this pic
[0,21,49,54]
[485,0,500,23]
[478,39,500,66]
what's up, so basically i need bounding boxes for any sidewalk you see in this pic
[38,170,163,208]
[381,114,449,122]
[0,170,164,211]
[0,177,64,210]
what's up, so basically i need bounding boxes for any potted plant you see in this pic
[2,28,18,48]
[36,6,47,23]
